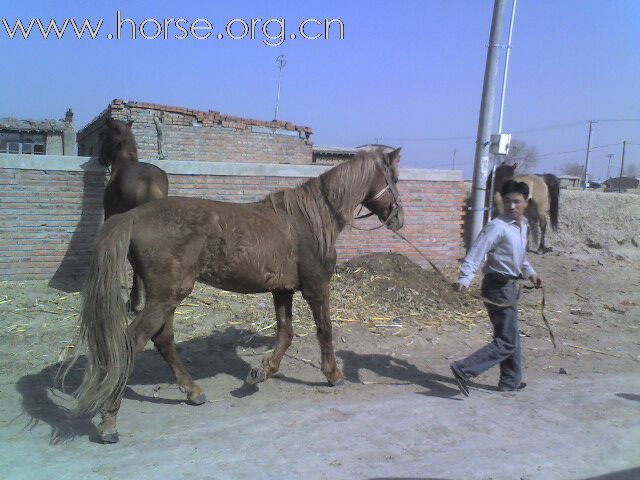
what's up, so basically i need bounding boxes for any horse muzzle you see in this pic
[385,206,404,231]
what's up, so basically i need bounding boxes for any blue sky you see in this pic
[2,0,639,180]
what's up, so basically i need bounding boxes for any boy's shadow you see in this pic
[336,351,461,399]
[15,327,271,444]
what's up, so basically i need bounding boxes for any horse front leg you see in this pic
[127,250,144,313]
[303,285,343,386]
[246,291,294,384]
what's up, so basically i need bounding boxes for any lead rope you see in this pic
[349,209,399,231]
[388,229,556,349]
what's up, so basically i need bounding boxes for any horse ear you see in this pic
[388,147,402,167]
[512,162,517,171]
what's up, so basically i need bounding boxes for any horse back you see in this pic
[515,174,549,212]
[105,162,169,217]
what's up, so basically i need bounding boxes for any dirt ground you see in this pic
[1,190,639,480]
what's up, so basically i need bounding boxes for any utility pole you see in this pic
[470,0,508,245]
[619,140,627,192]
[273,55,287,121]
[581,120,595,189]
[605,153,614,181]
[488,0,517,224]
[452,148,457,169]
[497,0,517,135]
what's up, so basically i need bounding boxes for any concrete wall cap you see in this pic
[0,154,463,181]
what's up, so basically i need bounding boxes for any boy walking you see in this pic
[451,180,542,396]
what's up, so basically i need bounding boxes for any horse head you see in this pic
[493,161,517,189]
[361,147,404,231]
[99,117,138,168]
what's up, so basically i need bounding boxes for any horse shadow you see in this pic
[336,351,461,399]
[15,332,464,444]
[615,393,640,403]
[14,327,272,444]
[49,159,105,292]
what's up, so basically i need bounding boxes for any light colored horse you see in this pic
[492,163,560,253]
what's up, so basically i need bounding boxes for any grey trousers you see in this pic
[455,273,522,389]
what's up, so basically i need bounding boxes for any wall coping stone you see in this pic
[0,154,463,181]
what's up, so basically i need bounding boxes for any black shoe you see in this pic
[498,382,527,392]
[450,363,470,397]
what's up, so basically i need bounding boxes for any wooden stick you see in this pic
[563,342,639,362]
[573,291,590,301]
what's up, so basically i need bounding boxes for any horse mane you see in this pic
[267,150,381,260]
[99,118,139,167]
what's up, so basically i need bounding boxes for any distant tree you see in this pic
[560,162,583,177]
[494,138,539,174]
[623,163,639,177]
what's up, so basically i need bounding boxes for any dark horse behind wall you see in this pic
[491,162,560,253]
[65,148,404,443]
[99,117,169,311]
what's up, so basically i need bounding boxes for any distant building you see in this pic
[77,99,313,164]
[604,176,639,191]
[557,175,581,188]
[0,109,75,155]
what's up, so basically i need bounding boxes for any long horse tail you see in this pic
[543,173,560,231]
[67,213,135,416]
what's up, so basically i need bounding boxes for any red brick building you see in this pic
[77,99,313,164]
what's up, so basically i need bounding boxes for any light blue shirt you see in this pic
[457,216,537,288]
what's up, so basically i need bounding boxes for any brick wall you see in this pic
[77,99,313,164]
[0,163,105,284]
[0,155,465,283]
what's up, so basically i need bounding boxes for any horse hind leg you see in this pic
[151,310,207,405]
[527,219,540,252]
[303,285,343,386]
[144,256,207,405]
[537,215,552,254]
[97,397,122,443]
[96,303,166,443]
[96,285,207,443]
[246,291,294,385]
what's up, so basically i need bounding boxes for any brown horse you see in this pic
[68,148,404,443]
[99,117,169,311]
[492,163,560,253]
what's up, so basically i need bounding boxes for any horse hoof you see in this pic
[188,393,207,405]
[328,377,344,387]
[99,431,119,444]
[326,370,344,387]
[245,367,266,385]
